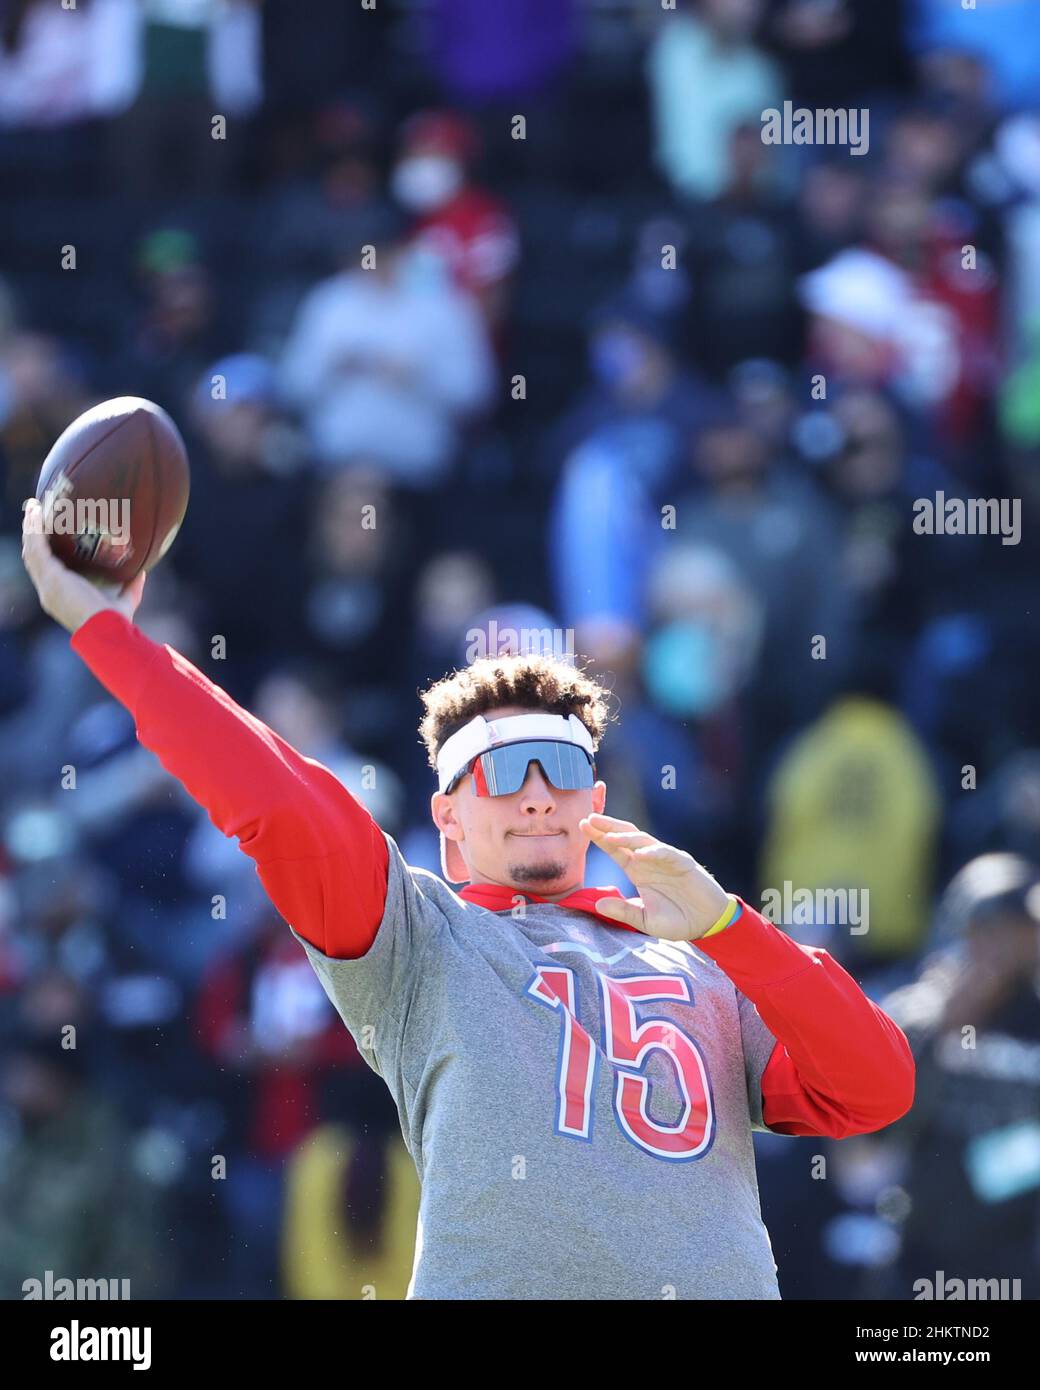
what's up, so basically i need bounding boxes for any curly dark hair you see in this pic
[418,653,615,772]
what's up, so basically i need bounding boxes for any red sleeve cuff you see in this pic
[692,897,819,987]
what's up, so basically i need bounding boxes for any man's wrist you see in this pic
[697,894,742,941]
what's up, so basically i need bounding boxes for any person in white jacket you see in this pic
[279,209,496,488]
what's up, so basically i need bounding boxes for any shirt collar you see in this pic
[457,881,638,931]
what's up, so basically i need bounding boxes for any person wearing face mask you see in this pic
[391,110,519,340]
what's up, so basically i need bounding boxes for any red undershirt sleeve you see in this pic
[695,899,916,1138]
[69,609,388,960]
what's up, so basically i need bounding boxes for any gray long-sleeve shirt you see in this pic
[293,835,782,1300]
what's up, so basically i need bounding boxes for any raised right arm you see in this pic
[71,608,389,956]
[22,498,387,960]
[71,611,389,958]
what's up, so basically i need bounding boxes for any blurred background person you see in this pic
[0,1025,163,1299]
[392,109,519,343]
[647,0,783,203]
[279,205,496,491]
[878,855,1040,1299]
[280,1065,420,1302]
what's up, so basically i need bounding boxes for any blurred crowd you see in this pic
[1,0,1039,1300]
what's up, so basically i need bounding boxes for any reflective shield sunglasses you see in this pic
[448,739,596,798]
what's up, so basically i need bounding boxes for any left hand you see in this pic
[579,812,731,941]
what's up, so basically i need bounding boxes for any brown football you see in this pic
[35,396,190,582]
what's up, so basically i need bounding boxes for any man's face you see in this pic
[431,705,607,896]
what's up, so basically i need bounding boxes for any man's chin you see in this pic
[509,858,569,887]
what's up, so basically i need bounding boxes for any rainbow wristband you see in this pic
[700,895,742,940]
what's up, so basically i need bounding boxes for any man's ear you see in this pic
[592,780,607,815]
[430,790,464,844]
[430,790,449,834]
